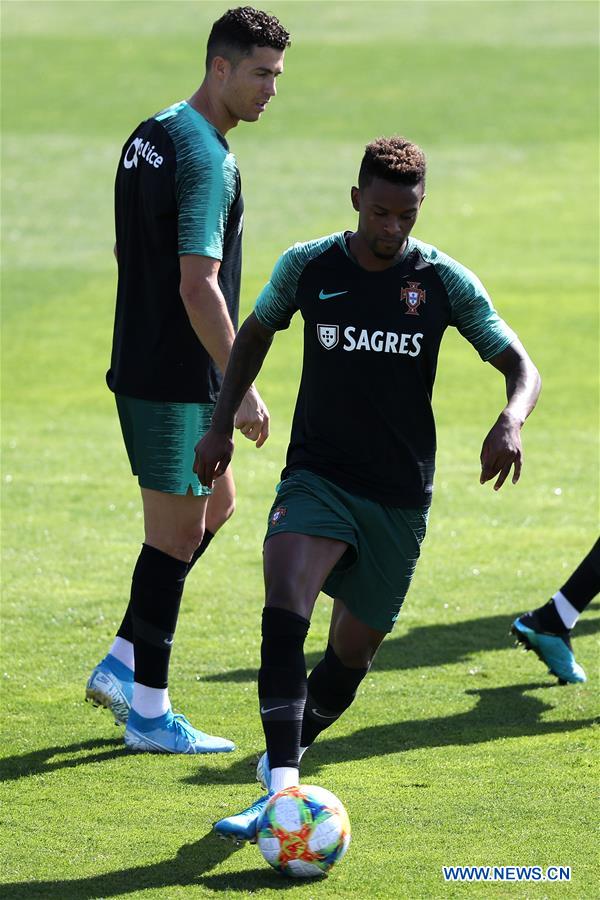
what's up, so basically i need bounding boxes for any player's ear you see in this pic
[211,55,231,82]
[351,186,360,212]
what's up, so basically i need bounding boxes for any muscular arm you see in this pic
[179,254,236,374]
[194,312,275,486]
[480,338,541,490]
[180,254,269,442]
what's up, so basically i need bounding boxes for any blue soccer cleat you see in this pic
[124,709,235,754]
[256,751,272,791]
[214,792,273,844]
[511,616,587,684]
[86,654,134,725]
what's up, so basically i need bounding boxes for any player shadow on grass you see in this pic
[300,680,598,776]
[0,737,126,784]
[0,830,265,900]
[203,605,600,683]
[183,680,598,790]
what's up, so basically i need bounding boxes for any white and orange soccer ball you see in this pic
[257,785,351,878]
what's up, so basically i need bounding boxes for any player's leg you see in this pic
[87,396,234,751]
[86,486,205,729]
[512,537,600,683]
[261,533,349,788]
[299,600,385,754]
[215,532,348,842]
[106,459,236,675]
[286,501,427,771]
[123,487,234,753]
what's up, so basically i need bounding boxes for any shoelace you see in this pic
[172,713,202,742]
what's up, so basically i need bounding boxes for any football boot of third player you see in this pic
[511,615,587,684]
[124,709,235,754]
[86,654,133,725]
[214,791,274,844]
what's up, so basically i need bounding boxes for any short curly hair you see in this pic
[358,137,426,189]
[206,7,291,68]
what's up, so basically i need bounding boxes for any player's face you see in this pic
[221,46,285,123]
[352,178,425,261]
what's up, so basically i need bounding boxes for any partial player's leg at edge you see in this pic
[511,537,600,684]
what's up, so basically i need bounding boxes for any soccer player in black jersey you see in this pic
[195,136,541,838]
[85,8,290,754]
[512,538,599,683]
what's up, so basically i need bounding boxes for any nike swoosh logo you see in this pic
[260,704,288,714]
[311,708,338,719]
[163,638,174,645]
[319,290,349,300]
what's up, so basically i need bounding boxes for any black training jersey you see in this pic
[107,101,243,403]
[255,233,516,508]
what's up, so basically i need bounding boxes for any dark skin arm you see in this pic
[194,312,275,486]
[480,338,541,490]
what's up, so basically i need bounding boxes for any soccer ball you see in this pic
[257,785,351,878]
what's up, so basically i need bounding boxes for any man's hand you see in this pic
[194,428,235,488]
[480,410,523,490]
[234,385,270,448]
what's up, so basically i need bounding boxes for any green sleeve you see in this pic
[254,234,339,331]
[431,247,517,360]
[158,103,238,259]
[176,148,237,260]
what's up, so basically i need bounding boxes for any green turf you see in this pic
[1,1,598,897]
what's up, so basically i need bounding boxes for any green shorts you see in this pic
[265,469,428,633]
[115,394,214,496]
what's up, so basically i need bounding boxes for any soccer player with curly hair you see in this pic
[195,135,541,838]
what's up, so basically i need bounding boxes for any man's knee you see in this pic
[330,630,384,670]
[265,578,301,613]
[146,523,205,563]
[332,643,373,669]
[206,496,235,534]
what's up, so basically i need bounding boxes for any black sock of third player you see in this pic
[529,538,600,633]
[300,643,369,748]
[557,537,600,613]
[258,606,310,770]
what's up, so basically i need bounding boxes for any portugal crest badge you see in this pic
[401,282,426,316]
[317,324,339,349]
[270,506,287,526]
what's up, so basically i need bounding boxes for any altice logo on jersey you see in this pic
[317,324,423,356]
[123,137,164,170]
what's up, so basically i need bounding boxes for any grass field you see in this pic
[1,1,599,897]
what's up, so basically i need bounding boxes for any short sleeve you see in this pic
[176,151,237,259]
[434,252,517,360]
[254,234,341,331]
[254,248,301,330]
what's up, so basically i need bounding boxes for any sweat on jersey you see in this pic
[107,101,244,403]
[254,233,517,508]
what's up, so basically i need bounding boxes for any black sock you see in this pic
[300,644,369,748]
[559,538,600,612]
[116,607,134,644]
[258,606,310,770]
[188,528,215,571]
[527,601,567,634]
[115,530,215,645]
[527,538,600,633]
[130,544,188,689]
